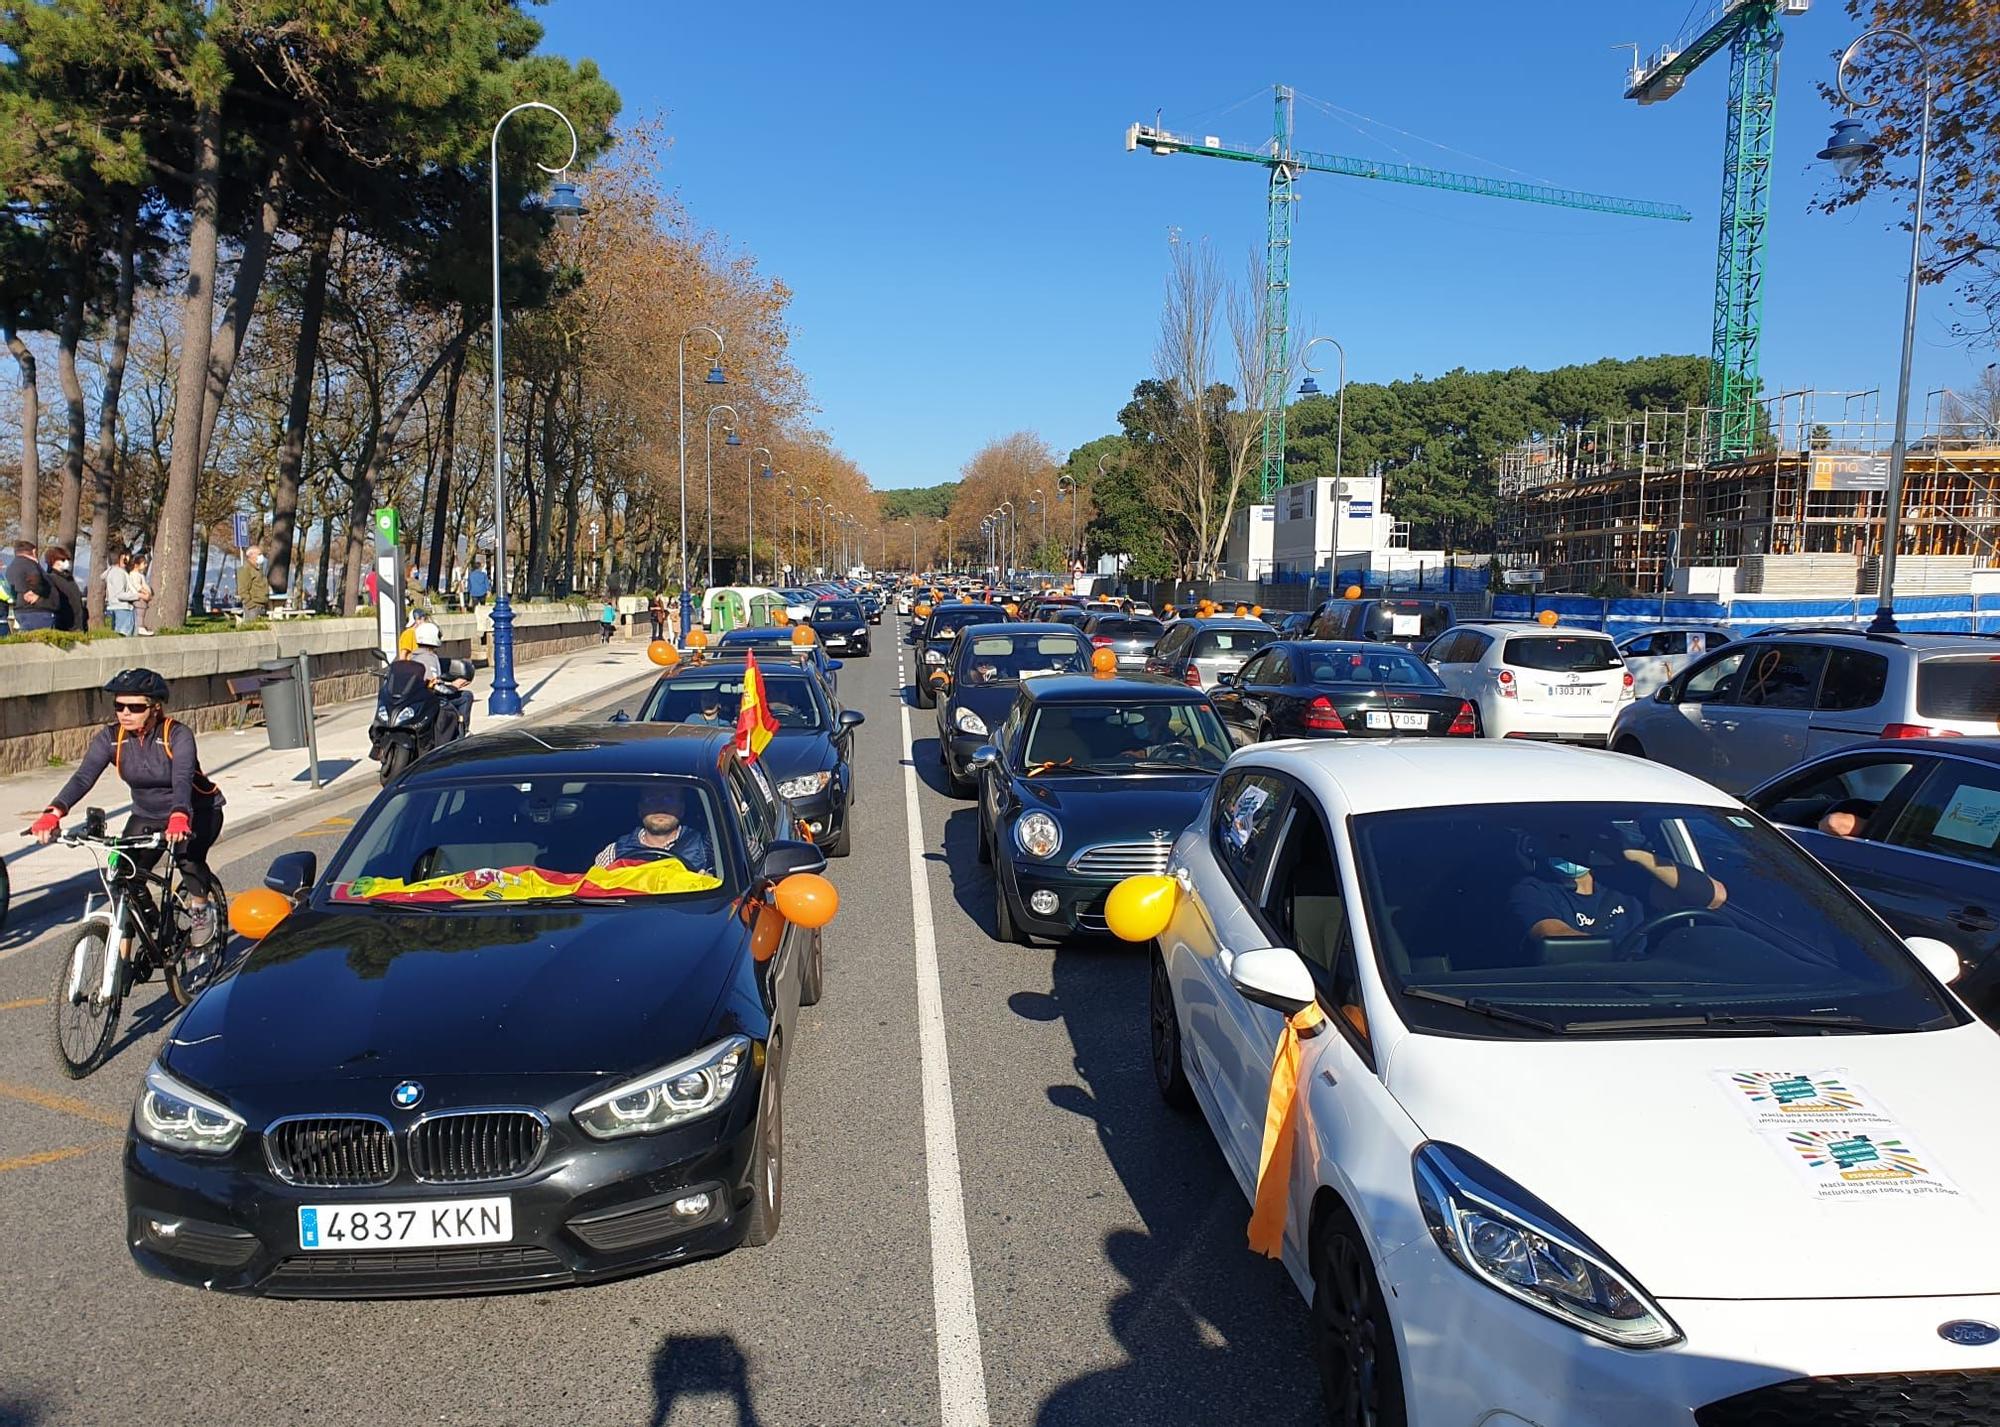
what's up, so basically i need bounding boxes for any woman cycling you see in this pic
[29,668,226,946]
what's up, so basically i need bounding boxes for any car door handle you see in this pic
[1950,906,1998,932]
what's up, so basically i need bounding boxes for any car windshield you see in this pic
[957,632,1090,684]
[1021,700,1232,773]
[1306,648,1441,688]
[1917,655,2000,720]
[1089,617,1164,640]
[1352,800,1960,1037]
[1192,627,1276,659]
[929,606,1005,636]
[1502,635,1622,672]
[814,601,864,622]
[328,776,730,905]
[1364,603,1451,640]
[641,672,824,729]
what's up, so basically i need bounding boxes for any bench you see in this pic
[226,675,270,730]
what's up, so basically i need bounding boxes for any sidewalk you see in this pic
[1,638,662,932]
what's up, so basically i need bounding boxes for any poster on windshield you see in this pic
[1719,1070,1960,1202]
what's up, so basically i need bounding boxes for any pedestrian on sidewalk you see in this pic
[466,561,490,608]
[7,540,55,632]
[238,546,271,621]
[43,545,85,632]
[648,593,666,642]
[103,550,136,636]
[128,553,156,635]
[600,596,618,644]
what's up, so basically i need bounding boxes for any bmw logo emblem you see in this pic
[391,1081,424,1110]
[1939,1320,2000,1347]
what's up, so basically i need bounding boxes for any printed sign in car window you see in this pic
[1932,782,2000,850]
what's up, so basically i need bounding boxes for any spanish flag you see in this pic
[735,649,779,762]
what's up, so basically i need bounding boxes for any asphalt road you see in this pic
[0,619,1318,1427]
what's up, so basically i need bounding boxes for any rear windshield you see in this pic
[1090,617,1164,638]
[1192,627,1277,659]
[1916,655,2000,721]
[1306,649,1442,688]
[1502,635,1622,673]
[959,632,1091,683]
[814,601,864,622]
[1364,603,1452,640]
[641,672,823,730]
[929,606,1006,635]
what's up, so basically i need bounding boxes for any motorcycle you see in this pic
[368,651,473,784]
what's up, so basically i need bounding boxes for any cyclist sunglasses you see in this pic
[113,700,152,713]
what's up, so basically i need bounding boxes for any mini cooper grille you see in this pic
[407,1112,546,1184]
[1696,1372,2000,1426]
[265,1117,396,1187]
[1067,842,1172,878]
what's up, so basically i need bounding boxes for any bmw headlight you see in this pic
[1414,1142,1680,1348]
[134,1063,245,1155]
[778,770,833,800]
[573,1036,751,1141]
[1015,811,1061,859]
[954,707,989,736]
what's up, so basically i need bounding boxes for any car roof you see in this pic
[1453,621,1611,637]
[957,621,1087,637]
[1281,640,1428,655]
[1019,673,1208,703]
[1746,627,2000,654]
[1234,739,1738,815]
[403,722,735,783]
[1173,616,1271,630]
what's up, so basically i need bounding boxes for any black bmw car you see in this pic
[1208,640,1478,744]
[636,661,865,855]
[972,674,1230,944]
[807,597,871,657]
[935,622,1092,795]
[123,725,832,1297]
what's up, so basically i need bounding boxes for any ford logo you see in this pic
[391,1080,424,1110]
[1938,1320,2000,1347]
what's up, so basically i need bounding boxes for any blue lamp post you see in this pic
[748,445,773,583]
[703,403,741,593]
[677,325,726,640]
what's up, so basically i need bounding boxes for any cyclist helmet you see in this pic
[413,621,442,648]
[103,668,170,703]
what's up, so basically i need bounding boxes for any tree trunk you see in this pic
[315,507,334,613]
[150,100,223,630]
[54,256,87,550]
[266,224,332,596]
[531,383,562,596]
[194,133,296,464]
[85,205,139,625]
[5,325,41,544]
[426,345,466,594]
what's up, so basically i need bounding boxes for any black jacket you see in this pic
[4,553,49,612]
[44,565,85,630]
[50,719,224,824]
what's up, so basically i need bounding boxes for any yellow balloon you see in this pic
[1105,874,1178,944]
[1537,608,1559,627]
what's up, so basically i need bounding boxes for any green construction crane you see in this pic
[1127,85,1692,498]
[1626,0,1810,459]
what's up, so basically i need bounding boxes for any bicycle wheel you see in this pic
[166,869,230,1007]
[50,914,120,1080]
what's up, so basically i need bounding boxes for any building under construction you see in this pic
[1496,389,2000,596]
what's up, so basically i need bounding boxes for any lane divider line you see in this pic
[898,642,992,1427]
[0,1141,112,1176]
[0,1079,129,1130]
[0,996,51,1012]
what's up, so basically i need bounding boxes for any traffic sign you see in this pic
[1501,568,1546,588]
[232,513,250,549]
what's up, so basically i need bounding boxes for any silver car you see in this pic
[1144,616,1278,690]
[1609,627,2000,794]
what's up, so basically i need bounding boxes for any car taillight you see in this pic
[1092,636,1114,646]
[1447,702,1477,736]
[1183,665,1203,687]
[1495,668,1516,699]
[1882,723,1963,739]
[1305,696,1346,732]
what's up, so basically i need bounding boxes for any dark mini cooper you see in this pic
[935,623,1092,794]
[914,601,1008,709]
[972,674,1231,944]
[808,597,871,657]
[124,725,833,1297]
[714,626,843,695]
[1209,640,1478,744]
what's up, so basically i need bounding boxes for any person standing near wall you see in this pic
[43,545,85,632]
[128,553,156,636]
[7,541,54,632]
[237,547,271,620]
[103,550,135,636]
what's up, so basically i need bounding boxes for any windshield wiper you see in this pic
[1563,1010,1910,1035]
[1401,987,1564,1034]
[1126,756,1217,771]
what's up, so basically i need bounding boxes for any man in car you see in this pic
[595,785,714,875]
[685,691,727,726]
[1510,827,1727,948]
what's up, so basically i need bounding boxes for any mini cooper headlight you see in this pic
[923,647,947,664]
[1413,1142,1680,1348]
[134,1063,245,1155]
[1015,811,1061,860]
[573,1036,751,1141]
[954,708,989,737]
[778,770,833,800]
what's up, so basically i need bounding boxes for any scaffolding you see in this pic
[1496,388,2000,594]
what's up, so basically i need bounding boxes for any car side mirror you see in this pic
[758,839,828,884]
[1229,945,1317,1017]
[969,744,999,771]
[1906,935,1962,985]
[265,850,317,901]
[837,709,865,730]
[828,659,845,672]
[608,709,632,724]
[1653,684,1678,705]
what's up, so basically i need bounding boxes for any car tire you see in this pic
[800,928,824,1007]
[916,679,935,709]
[1311,1204,1407,1427]
[976,813,992,865]
[825,801,851,858]
[1149,945,1195,1112]
[743,1043,785,1247]
[945,754,974,798]
[994,876,1030,945]
[1257,721,1276,745]
[1614,735,1646,759]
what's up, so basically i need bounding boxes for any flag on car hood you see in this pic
[735,649,779,762]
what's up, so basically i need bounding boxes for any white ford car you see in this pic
[1146,738,2000,1424]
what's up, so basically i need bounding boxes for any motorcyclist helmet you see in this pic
[413,621,442,648]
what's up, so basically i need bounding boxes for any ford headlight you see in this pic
[954,708,989,736]
[924,647,946,664]
[573,1036,750,1140]
[1015,811,1061,859]
[778,770,833,800]
[1414,1142,1679,1348]
[134,1063,244,1155]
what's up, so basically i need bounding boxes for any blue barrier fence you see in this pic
[1492,591,2000,642]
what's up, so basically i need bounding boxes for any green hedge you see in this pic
[0,626,123,650]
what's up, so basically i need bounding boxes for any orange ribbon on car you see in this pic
[1246,1001,1327,1258]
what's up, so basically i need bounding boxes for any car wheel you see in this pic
[1312,1206,1407,1427]
[916,679,935,709]
[1257,721,1276,744]
[824,801,851,858]
[946,756,974,798]
[994,876,1030,945]
[1614,735,1646,759]
[800,927,824,1008]
[743,1043,785,1247]
[976,813,992,865]
[1149,945,1195,1111]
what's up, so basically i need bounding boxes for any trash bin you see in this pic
[259,660,308,751]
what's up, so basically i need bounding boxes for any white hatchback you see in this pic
[1426,621,1634,744]
[1142,739,2000,1424]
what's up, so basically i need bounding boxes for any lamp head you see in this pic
[724,428,743,447]
[1818,116,1877,178]
[545,180,587,229]
[1297,374,1322,398]
[760,465,773,480]
[705,362,726,385]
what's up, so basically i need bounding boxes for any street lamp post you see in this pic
[703,403,740,591]
[1033,488,1046,558]
[487,99,581,717]
[1299,336,1347,593]
[998,501,1015,580]
[1819,28,1936,634]
[677,325,726,639]
[748,446,772,583]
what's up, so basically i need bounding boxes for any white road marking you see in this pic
[897,640,991,1426]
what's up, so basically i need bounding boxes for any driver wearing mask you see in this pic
[1510,826,1727,948]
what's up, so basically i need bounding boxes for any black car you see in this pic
[1208,640,1478,744]
[1271,610,1314,638]
[1745,738,2000,1025]
[714,626,843,696]
[936,623,1093,794]
[807,598,871,658]
[124,725,832,1297]
[914,601,1008,709]
[972,674,1232,944]
[859,592,883,624]
[1306,596,1456,651]
[635,662,865,855]
[1079,613,1165,670]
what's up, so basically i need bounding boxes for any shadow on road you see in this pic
[648,1333,762,1427]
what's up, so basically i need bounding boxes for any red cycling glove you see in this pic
[165,811,193,842]
[29,810,60,838]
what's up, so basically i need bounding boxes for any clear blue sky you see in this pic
[539,0,1990,490]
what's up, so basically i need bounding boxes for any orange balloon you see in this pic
[1004,603,1018,617]
[686,627,710,650]
[647,639,679,667]
[792,624,816,645]
[1344,585,1363,600]
[1251,604,1263,617]
[1090,646,1118,676]
[750,903,784,963]
[1537,608,1560,627]
[228,887,291,941]
[915,603,932,619]
[775,872,839,929]
[1233,604,1249,617]
[774,609,790,625]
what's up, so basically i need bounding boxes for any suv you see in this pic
[1145,616,1278,690]
[1307,597,1455,650]
[1424,621,1632,744]
[1609,627,2000,794]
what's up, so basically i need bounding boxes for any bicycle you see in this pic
[45,808,230,1080]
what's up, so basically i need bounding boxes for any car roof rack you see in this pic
[1762,625,1906,647]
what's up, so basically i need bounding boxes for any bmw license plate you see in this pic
[1366,711,1430,730]
[297,1197,512,1251]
